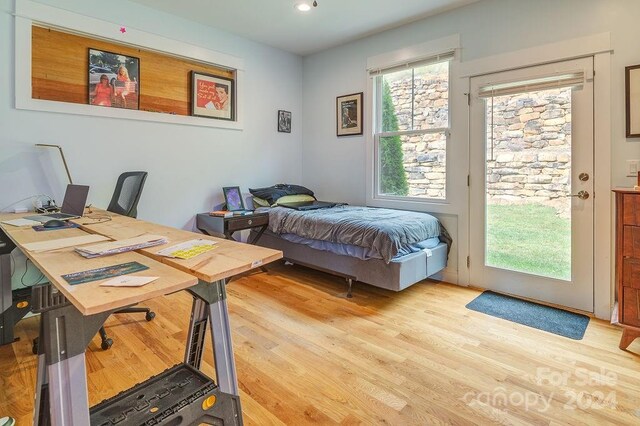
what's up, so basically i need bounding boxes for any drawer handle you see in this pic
[248,219,252,225]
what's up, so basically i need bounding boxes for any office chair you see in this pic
[98,171,154,350]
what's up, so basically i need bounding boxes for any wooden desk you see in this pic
[0,210,282,425]
[0,219,197,315]
[75,211,281,282]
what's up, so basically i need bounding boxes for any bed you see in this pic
[248,202,451,296]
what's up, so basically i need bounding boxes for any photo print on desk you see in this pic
[191,71,235,120]
[88,48,139,110]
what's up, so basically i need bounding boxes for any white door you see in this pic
[469,58,594,312]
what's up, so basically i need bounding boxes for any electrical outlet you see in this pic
[627,160,640,177]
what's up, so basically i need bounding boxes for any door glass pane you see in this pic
[485,88,572,280]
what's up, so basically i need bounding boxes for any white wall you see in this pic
[302,0,640,286]
[1,0,303,230]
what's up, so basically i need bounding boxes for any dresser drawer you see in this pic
[622,226,640,258]
[227,214,269,232]
[623,194,640,226]
[622,258,640,289]
[622,287,640,327]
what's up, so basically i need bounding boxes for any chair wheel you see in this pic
[101,338,113,350]
[145,311,156,321]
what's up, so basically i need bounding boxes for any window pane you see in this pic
[414,61,449,129]
[379,131,446,199]
[381,61,449,133]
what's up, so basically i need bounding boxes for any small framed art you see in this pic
[278,110,291,133]
[626,65,640,138]
[191,71,235,120]
[337,92,363,136]
[88,48,139,110]
[223,186,245,211]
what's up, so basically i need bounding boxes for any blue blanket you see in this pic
[268,206,451,263]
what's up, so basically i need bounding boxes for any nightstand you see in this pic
[196,212,269,245]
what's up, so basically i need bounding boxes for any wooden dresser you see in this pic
[613,189,640,349]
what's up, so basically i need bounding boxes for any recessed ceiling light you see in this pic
[295,3,311,12]
[294,1,317,12]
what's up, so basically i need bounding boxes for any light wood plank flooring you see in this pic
[1,262,639,425]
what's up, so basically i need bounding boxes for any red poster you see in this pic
[196,80,219,108]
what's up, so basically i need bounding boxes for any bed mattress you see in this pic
[268,205,451,263]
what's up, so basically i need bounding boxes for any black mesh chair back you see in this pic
[96,171,154,351]
[107,171,148,218]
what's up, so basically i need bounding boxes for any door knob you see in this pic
[578,173,589,181]
[570,190,589,200]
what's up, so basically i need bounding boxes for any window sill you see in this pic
[17,98,244,130]
[367,196,453,214]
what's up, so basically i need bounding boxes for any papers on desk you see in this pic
[61,261,150,285]
[1,218,42,227]
[22,234,110,253]
[100,275,159,287]
[75,234,168,258]
[157,239,217,260]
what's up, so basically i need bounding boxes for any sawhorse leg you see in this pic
[185,279,239,396]
[185,280,242,423]
[32,285,111,425]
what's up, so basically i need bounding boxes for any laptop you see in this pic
[278,201,337,211]
[25,184,90,223]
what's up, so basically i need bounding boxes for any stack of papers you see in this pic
[157,239,217,260]
[1,218,42,227]
[75,234,168,258]
[23,234,110,253]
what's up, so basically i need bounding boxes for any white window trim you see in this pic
[366,35,461,211]
[14,0,245,130]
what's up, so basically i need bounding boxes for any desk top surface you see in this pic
[0,210,282,315]
[0,215,197,315]
[75,210,282,283]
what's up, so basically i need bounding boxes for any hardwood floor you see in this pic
[2,262,640,425]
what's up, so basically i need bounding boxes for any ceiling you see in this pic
[128,0,478,56]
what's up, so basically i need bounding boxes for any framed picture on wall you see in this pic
[191,71,235,120]
[626,65,640,138]
[88,48,139,110]
[278,110,291,133]
[337,92,363,136]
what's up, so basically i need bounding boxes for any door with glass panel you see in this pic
[469,58,594,312]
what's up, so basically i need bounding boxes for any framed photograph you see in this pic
[191,71,234,120]
[337,92,363,137]
[88,48,139,110]
[626,65,640,138]
[278,110,291,133]
[223,186,245,211]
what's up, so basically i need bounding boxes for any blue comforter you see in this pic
[268,205,451,263]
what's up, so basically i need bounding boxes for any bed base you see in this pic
[252,231,448,294]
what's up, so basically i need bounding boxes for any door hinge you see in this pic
[467,175,470,187]
[467,256,470,268]
[466,93,471,106]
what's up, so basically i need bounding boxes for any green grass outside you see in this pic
[486,204,571,280]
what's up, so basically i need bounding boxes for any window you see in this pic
[372,54,452,200]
